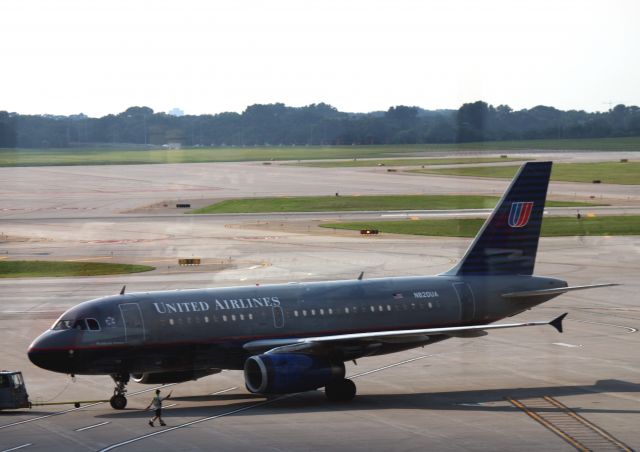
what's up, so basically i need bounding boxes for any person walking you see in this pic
[146,389,172,427]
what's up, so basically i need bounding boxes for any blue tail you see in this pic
[446,161,552,276]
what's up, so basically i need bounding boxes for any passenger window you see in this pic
[345,307,350,314]
[370,306,375,312]
[319,309,324,315]
[328,308,333,314]
[86,318,100,331]
[294,310,299,317]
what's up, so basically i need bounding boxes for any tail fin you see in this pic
[446,161,552,276]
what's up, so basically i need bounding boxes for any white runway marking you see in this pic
[210,386,237,396]
[553,342,582,348]
[163,403,178,409]
[248,265,261,270]
[0,383,177,430]
[1,444,32,452]
[569,318,637,333]
[99,354,437,452]
[75,421,110,432]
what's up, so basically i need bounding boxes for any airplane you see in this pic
[28,161,614,409]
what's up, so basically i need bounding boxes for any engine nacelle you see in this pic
[244,353,345,394]
[131,368,221,384]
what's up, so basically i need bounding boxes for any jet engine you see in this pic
[244,353,344,394]
[131,368,221,384]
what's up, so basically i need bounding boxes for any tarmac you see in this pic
[0,154,639,451]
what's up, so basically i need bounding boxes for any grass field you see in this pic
[0,261,155,278]
[289,157,528,168]
[412,161,640,185]
[321,215,640,237]
[190,195,596,214]
[1,136,639,167]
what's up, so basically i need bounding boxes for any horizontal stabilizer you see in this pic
[502,283,618,299]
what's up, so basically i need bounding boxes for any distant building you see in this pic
[168,108,184,117]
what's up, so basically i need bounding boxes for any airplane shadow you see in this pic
[95,379,640,420]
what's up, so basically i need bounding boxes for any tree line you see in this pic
[1,101,639,148]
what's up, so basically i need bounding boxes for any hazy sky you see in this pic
[2,0,638,116]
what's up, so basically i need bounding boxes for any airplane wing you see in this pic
[243,313,567,355]
[502,283,617,299]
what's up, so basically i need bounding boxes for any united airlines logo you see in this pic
[508,201,534,228]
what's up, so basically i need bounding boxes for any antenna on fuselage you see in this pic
[357,272,364,280]
[119,285,126,295]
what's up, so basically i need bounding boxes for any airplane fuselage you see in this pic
[28,274,565,376]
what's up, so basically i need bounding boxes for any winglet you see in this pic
[119,285,126,295]
[549,312,568,333]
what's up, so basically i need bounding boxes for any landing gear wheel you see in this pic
[325,378,356,402]
[110,394,127,410]
[110,373,130,410]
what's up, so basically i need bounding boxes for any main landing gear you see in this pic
[110,373,129,409]
[325,378,356,402]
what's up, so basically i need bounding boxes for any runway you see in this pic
[1,154,639,451]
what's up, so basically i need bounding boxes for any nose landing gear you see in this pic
[110,373,129,409]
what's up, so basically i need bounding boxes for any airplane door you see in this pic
[119,303,146,343]
[453,282,475,323]
[272,306,284,328]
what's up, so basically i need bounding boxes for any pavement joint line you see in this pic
[64,256,113,262]
[75,421,110,432]
[139,259,176,263]
[98,354,435,452]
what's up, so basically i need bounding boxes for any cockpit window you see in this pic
[52,318,100,331]
[52,319,75,330]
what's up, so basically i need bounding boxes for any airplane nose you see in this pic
[28,332,76,374]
